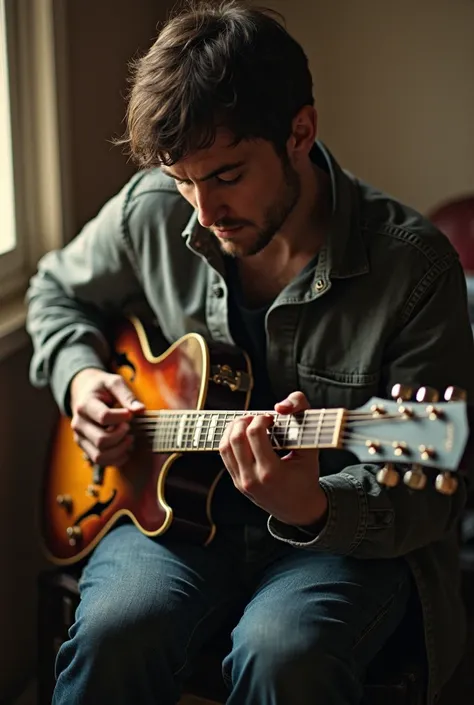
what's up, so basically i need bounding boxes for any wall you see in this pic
[262,0,474,214]
[62,0,171,236]
[0,347,55,698]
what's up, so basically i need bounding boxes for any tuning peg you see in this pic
[435,472,458,496]
[444,386,467,402]
[415,387,439,403]
[391,384,413,403]
[403,465,427,491]
[376,463,400,488]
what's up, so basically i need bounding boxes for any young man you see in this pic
[27,2,474,703]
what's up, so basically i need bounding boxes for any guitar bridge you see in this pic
[210,364,252,393]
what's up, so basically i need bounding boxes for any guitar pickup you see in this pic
[210,364,253,393]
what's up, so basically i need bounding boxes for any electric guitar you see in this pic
[42,318,470,565]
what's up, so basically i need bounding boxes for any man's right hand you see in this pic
[70,368,145,467]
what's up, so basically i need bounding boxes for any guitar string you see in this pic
[130,420,409,436]
[131,414,410,425]
[129,427,415,450]
[134,409,395,418]
[131,416,412,439]
[116,412,438,452]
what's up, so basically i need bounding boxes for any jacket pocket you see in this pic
[297,364,380,410]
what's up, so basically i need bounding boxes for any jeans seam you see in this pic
[352,574,408,653]
[352,593,395,651]
[172,596,236,679]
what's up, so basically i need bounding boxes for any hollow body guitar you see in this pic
[43,318,469,565]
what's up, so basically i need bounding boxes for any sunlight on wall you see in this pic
[0,1,16,257]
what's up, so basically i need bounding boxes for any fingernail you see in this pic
[130,400,144,410]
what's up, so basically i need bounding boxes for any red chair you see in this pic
[428,196,474,274]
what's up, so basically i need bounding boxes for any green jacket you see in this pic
[27,142,474,702]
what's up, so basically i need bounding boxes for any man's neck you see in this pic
[233,165,331,307]
[246,164,330,270]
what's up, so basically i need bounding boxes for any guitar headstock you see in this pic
[342,384,469,495]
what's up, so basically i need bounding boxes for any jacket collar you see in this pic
[314,141,369,280]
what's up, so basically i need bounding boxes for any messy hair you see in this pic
[119,0,314,167]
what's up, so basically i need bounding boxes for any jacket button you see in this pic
[212,285,225,298]
[315,279,325,292]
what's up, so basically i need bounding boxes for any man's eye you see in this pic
[217,174,242,185]
[176,179,193,187]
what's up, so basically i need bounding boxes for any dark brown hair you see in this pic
[120,0,314,167]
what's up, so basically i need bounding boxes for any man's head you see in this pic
[123,1,317,256]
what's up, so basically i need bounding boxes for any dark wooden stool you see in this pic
[38,569,425,705]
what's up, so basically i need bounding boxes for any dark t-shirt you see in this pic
[212,254,318,526]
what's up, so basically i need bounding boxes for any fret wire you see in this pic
[185,414,191,450]
[155,413,162,452]
[162,415,168,449]
[186,414,193,450]
[164,414,171,450]
[187,414,194,450]
[318,409,324,446]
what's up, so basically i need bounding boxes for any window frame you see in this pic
[0,0,27,296]
[0,0,71,306]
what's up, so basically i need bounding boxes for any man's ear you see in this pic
[287,106,318,161]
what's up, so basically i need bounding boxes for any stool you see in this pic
[38,569,425,705]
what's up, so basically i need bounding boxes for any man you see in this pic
[27,2,474,704]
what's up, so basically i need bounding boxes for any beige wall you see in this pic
[263,0,474,214]
[62,0,169,235]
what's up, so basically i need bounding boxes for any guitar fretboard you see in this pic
[143,409,345,453]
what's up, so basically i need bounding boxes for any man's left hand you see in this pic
[219,391,328,526]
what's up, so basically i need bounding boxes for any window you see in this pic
[0,0,68,307]
[0,5,15,258]
[0,0,25,296]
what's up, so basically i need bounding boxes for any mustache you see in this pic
[212,219,252,229]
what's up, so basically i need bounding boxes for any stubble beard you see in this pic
[215,155,301,258]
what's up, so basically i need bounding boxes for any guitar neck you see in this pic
[137,408,346,453]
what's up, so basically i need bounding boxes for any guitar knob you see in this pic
[403,465,427,491]
[415,387,439,403]
[391,384,413,403]
[435,472,458,496]
[376,463,400,488]
[56,494,73,511]
[66,526,82,547]
[444,386,467,402]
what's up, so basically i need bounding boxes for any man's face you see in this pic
[161,130,301,257]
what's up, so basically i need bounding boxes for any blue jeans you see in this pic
[53,522,411,705]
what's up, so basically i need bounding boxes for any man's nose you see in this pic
[195,185,223,228]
